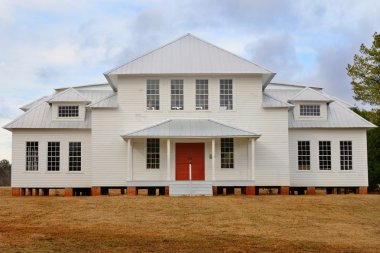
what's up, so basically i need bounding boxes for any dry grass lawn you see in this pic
[0,187,379,253]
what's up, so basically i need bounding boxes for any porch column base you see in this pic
[358,186,368,194]
[280,186,289,195]
[127,186,137,196]
[64,188,73,197]
[307,187,316,195]
[11,187,20,197]
[91,187,101,196]
[245,186,256,196]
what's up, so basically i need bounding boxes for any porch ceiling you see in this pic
[121,119,260,139]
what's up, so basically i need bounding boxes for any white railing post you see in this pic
[166,139,171,181]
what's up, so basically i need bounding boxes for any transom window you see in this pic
[171,80,184,110]
[340,141,353,170]
[196,80,209,110]
[319,141,331,170]
[221,138,234,168]
[300,105,320,116]
[147,139,160,169]
[47,142,60,171]
[58,106,79,117]
[146,80,160,110]
[69,142,81,171]
[26,142,38,171]
[220,79,233,110]
[298,141,310,170]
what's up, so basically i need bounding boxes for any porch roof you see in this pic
[122,119,260,138]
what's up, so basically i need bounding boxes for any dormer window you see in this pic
[58,106,79,117]
[300,105,320,116]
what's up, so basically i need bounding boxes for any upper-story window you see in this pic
[171,80,184,110]
[196,80,209,110]
[300,105,320,116]
[146,80,160,110]
[26,141,38,171]
[58,106,79,117]
[220,79,233,110]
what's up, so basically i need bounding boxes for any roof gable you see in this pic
[48,87,90,103]
[289,87,333,102]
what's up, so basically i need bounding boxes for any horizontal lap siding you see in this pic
[12,129,91,187]
[289,129,368,186]
[91,76,289,185]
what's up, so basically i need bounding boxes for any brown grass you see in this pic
[0,187,379,253]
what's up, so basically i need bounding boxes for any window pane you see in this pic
[146,80,160,110]
[300,105,320,116]
[69,142,82,171]
[298,141,310,170]
[221,138,234,168]
[196,80,209,110]
[220,80,233,110]
[319,141,331,170]
[47,142,60,171]
[147,139,160,169]
[26,142,39,171]
[171,80,184,110]
[58,106,79,117]
[340,141,352,170]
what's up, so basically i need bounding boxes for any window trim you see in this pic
[297,140,311,171]
[340,140,353,171]
[170,79,184,110]
[318,140,331,170]
[195,79,209,110]
[47,141,60,172]
[221,138,234,169]
[26,141,39,171]
[300,104,321,117]
[219,79,233,110]
[69,142,82,172]
[146,79,160,111]
[58,105,79,118]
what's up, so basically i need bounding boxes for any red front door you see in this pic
[176,143,205,180]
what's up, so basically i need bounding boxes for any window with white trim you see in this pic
[26,142,38,171]
[69,142,81,171]
[220,79,233,110]
[196,80,208,110]
[147,139,160,169]
[171,80,184,110]
[340,141,352,170]
[298,141,310,170]
[319,141,331,170]
[58,106,79,117]
[300,105,320,116]
[221,138,234,168]
[146,80,160,110]
[47,142,60,171]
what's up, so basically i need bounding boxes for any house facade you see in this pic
[5,34,376,196]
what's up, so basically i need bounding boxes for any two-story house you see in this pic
[5,34,376,196]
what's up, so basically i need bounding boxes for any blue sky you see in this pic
[1,0,380,161]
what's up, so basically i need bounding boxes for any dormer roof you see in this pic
[288,87,334,102]
[48,87,91,104]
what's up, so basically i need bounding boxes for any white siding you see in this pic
[289,129,368,187]
[11,129,92,187]
[91,75,290,186]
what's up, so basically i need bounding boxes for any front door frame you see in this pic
[175,141,206,181]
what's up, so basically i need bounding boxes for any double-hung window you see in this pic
[221,138,234,168]
[26,142,38,171]
[171,80,184,110]
[146,80,160,110]
[69,142,81,171]
[319,141,331,170]
[298,141,310,170]
[147,139,160,169]
[196,80,208,110]
[220,79,233,110]
[340,141,353,170]
[47,142,60,171]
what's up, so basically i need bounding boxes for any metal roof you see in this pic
[289,101,376,129]
[48,87,90,103]
[105,34,275,90]
[262,93,293,108]
[88,93,118,108]
[20,96,49,111]
[289,87,333,102]
[122,119,260,138]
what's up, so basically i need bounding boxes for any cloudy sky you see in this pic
[1,0,379,161]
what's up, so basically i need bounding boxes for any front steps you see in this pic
[169,181,213,196]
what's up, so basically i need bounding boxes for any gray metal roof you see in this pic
[48,87,90,103]
[20,96,49,111]
[88,93,118,108]
[105,34,275,90]
[122,119,260,138]
[289,101,376,129]
[262,93,293,108]
[289,87,333,102]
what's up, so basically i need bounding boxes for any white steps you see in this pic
[169,181,213,196]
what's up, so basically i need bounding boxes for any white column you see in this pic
[127,139,131,181]
[127,139,133,181]
[166,139,171,181]
[212,139,216,181]
[251,138,255,181]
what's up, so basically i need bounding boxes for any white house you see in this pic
[4,34,376,196]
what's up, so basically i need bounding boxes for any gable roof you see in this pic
[122,119,260,138]
[289,87,333,102]
[262,93,294,108]
[88,93,118,108]
[48,87,90,103]
[105,34,275,90]
[20,96,49,111]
